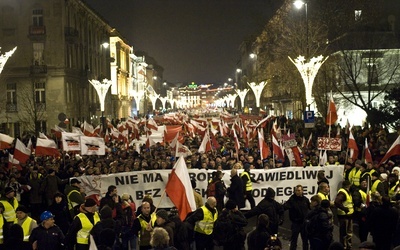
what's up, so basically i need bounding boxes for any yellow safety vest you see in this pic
[356,189,367,212]
[194,206,218,235]
[138,213,156,246]
[336,188,354,216]
[0,199,18,222]
[0,215,3,244]
[240,171,252,191]
[350,168,362,187]
[76,212,100,244]
[371,179,381,194]
[389,181,399,198]
[317,192,329,201]
[67,189,81,210]
[14,216,36,241]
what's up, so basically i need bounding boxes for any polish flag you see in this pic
[272,135,284,161]
[379,135,400,165]
[258,129,270,160]
[348,130,359,161]
[146,118,158,131]
[8,153,21,170]
[14,139,31,163]
[233,129,240,152]
[364,138,373,164]
[0,133,14,149]
[165,157,196,221]
[35,138,61,157]
[326,93,338,125]
[198,130,212,153]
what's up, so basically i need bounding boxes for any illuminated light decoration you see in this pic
[226,93,238,108]
[235,89,249,108]
[247,81,268,108]
[159,97,168,110]
[0,47,17,75]
[130,90,145,113]
[89,79,113,112]
[288,55,328,108]
[148,93,160,111]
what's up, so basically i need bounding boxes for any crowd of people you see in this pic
[0,114,398,250]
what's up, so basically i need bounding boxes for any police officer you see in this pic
[240,163,259,209]
[14,205,38,242]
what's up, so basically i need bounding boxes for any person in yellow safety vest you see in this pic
[348,160,364,190]
[370,171,385,196]
[14,205,38,243]
[132,201,157,250]
[0,202,5,248]
[334,180,354,250]
[241,163,259,209]
[352,178,369,243]
[0,186,18,239]
[64,178,86,219]
[365,161,378,177]
[387,173,400,202]
[65,198,99,250]
[186,197,218,250]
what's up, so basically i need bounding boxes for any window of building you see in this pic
[32,9,43,26]
[33,43,44,65]
[354,10,362,21]
[120,50,126,71]
[367,64,379,85]
[35,121,47,133]
[6,83,16,104]
[35,82,46,103]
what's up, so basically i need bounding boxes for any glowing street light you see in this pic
[0,47,17,75]
[235,88,249,110]
[247,81,268,108]
[89,78,113,134]
[288,55,328,109]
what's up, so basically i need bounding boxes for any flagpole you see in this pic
[154,189,167,214]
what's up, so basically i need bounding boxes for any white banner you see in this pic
[78,165,344,209]
[80,136,105,155]
[62,132,81,152]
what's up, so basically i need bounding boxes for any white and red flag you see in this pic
[8,153,21,170]
[165,156,196,221]
[364,138,373,164]
[61,132,81,152]
[379,135,400,165]
[348,130,359,161]
[258,129,270,160]
[233,128,240,153]
[35,138,61,157]
[0,133,14,150]
[14,139,31,163]
[326,93,338,125]
[80,136,105,156]
[198,129,212,154]
[272,135,284,161]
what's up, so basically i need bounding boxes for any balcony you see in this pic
[65,27,79,43]
[6,103,17,113]
[30,65,47,75]
[28,25,46,41]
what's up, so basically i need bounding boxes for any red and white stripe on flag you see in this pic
[35,138,61,157]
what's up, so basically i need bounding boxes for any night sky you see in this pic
[83,0,282,85]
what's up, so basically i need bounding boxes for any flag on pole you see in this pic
[348,130,359,161]
[61,132,81,152]
[36,138,61,157]
[198,129,212,153]
[319,150,327,166]
[80,136,106,155]
[0,133,14,149]
[14,139,31,163]
[272,135,284,161]
[165,157,196,221]
[364,138,373,164]
[379,135,400,165]
[258,129,270,160]
[326,93,338,125]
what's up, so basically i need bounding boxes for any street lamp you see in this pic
[247,81,268,114]
[0,47,17,75]
[89,79,113,135]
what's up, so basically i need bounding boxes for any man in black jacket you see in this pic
[284,184,310,250]
[29,211,65,250]
[227,168,245,209]
[307,199,333,250]
[244,187,284,235]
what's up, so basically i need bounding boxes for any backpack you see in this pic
[206,180,220,197]
[212,214,237,246]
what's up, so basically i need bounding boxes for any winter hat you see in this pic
[225,200,237,210]
[4,187,14,195]
[16,205,29,214]
[156,209,169,220]
[84,198,97,208]
[100,206,112,219]
[265,187,275,198]
[121,193,130,201]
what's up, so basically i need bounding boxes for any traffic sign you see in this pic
[304,111,315,128]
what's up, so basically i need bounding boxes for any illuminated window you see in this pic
[33,43,44,65]
[32,9,43,26]
[35,82,46,103]
[355,10,362,21]
[368,64,379,85]
[6,83,16,104]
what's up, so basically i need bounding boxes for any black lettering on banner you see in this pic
[287,171,294,180]
[305,171,318,180]
[197,172,208,182]
[279,172,286,180]
[189,173,196,180]
[325,170,333,179]
[136,188,162,200]
[143,173,163,183]
[115,175,139,185]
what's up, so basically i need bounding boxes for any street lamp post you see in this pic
[294,0,309,58]
[235,89,249,111]
[0,47,17,75]
[89,79,113,135]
